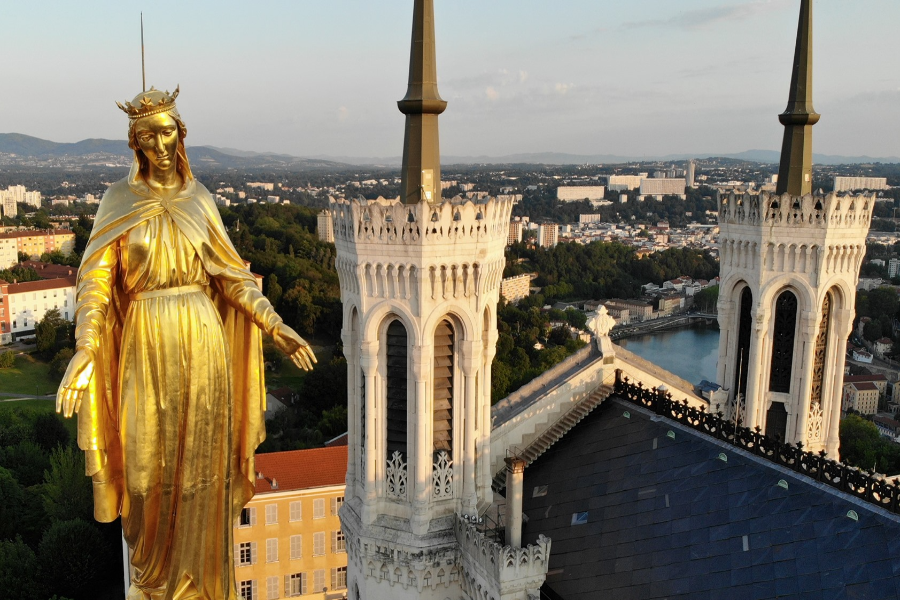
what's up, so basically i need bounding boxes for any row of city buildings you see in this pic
[0,185,42,217]
[0,228,75,268]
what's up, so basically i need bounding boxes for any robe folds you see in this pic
[74,162,278,599]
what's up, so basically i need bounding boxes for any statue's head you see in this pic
[117,86,193,182]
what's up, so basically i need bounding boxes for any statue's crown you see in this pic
[116,86,180,120]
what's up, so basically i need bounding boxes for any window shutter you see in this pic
[250,507,257,526]
[251,542,257,565]
[331,531,336,553]
[251,580,258,600]
[284,575,290,598]
[233,543,240,564]
[301,573,307,595]
[331,497,337,515]
[331,568,337,591]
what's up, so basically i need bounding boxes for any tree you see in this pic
[32,412,70,452]
[694,285,719,313]
[265,274,283,309]
[0,467,27,540]
[17,251,30,263]
[35,308,71,359]
[37,519,111,600]
[0,537,42,600]
[41,446,93,523]
[840,414,882,470]
[0,440,49,488]
[49,347,74,379]
[0,351,15,369]
[863,320,883,343]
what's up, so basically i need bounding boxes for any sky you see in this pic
[1,0,898,160]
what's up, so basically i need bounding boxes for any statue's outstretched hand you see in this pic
[56,349,95,418]
[272,323,317,372]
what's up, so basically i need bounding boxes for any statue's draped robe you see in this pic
[75,163,279,600]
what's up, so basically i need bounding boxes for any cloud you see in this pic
[485,87,500,101]
[623,0,791,31]
[555,83,572,95]
[337,106,348,122]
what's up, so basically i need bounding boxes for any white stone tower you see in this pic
[332,1,530,598]
[716,0,873,456]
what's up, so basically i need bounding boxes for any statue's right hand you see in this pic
[56,349,95,418]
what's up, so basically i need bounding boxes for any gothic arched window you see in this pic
[734,287,752,398]
[433,320,454,456]
[769,290,798,393]
[385,320,408,460]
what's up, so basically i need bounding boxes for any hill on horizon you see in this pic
[2,133,898,168]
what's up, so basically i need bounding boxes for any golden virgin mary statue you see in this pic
[56,86,316,600]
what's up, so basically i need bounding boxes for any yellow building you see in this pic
[234,445,348,600]
[843,381,879,415]
[0,228,76,260]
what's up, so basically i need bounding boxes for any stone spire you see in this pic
[776,0,819,196]
[398,0,447,204]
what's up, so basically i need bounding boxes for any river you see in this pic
[615,323,720,385]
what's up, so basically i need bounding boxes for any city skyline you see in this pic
[2,0,898,160]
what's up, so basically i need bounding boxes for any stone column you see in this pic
[716,300,736,391]
[359,341,379,521]
[479,340,497,500]
[794,310,819,445]
[504,457,526,548]
[826,309,853,457]
[461,340,479,515]
[743,311,768,430]
[342,328,357,499]
[411,345,431,535]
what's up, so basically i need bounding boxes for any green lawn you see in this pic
[0,352,57,395]
[265,344,333,390]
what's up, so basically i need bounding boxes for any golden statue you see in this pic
[56,86,316,600]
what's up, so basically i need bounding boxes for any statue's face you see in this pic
[134,112,179,171]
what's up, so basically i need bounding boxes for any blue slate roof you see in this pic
[521,398,900,600]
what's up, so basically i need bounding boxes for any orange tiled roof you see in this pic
[254,445,347,494]
[844,374,887,383]
[850,381,879,391]
[7,276,76,294]
[0,229,74,240]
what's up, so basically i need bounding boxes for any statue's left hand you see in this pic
[272,323,317,371]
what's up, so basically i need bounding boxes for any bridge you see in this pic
[610,312,718,340]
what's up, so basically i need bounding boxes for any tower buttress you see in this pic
[717,0,871,458]
[333,2,538,598]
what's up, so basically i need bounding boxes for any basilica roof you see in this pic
[521,398,900,600]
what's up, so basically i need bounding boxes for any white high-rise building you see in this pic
[833,176,888,192]
[537,223,558,248]
[317,210,335,243]
[607,174,645,191]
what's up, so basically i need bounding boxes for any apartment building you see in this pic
[0,276,76,344]
[843,381,880,415]
[537,223,558,248]
[234,446,348,600]
[0,229,76,264]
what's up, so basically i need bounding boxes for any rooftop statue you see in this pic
[56,87,316,600]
